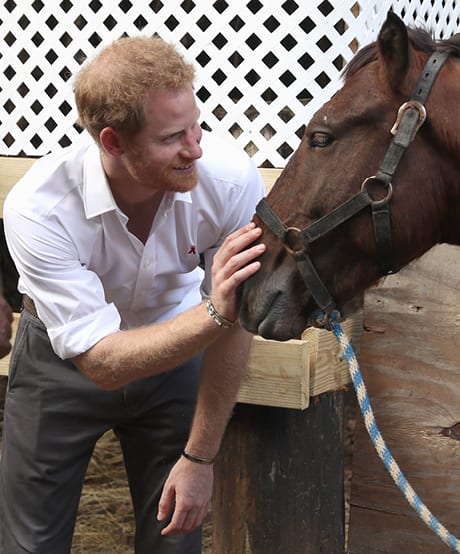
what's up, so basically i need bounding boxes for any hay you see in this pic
[72,431,135,552]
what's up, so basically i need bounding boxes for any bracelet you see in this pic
[182,450,215,465]
[206,299,236,328]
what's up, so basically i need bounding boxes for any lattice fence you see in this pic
[1,0,459,167]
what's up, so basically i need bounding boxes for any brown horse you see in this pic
[238,12,460,341]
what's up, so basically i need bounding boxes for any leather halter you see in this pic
[256,51,449,318]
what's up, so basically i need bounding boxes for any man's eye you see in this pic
[310,132,332,147]
[163,133,181,143]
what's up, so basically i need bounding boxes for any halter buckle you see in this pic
[390,100,427,140]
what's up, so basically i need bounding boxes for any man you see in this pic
[1,36,265,553]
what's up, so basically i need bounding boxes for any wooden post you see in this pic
[212,392,345,553]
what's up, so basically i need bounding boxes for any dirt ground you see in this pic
[0,376,355,553]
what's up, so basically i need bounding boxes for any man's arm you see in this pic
[72,301,225,389]
[157,323,253,535]
[71,223,264,389]
[185,324,252,459]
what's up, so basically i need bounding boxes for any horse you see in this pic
[238,11,460,341]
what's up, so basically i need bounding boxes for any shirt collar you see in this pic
[164,190,192,210]
[82,143,118,219]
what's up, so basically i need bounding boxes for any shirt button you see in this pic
[144,259,152,268]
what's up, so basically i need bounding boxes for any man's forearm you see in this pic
[184,324,252,460]
[71,301,224,389]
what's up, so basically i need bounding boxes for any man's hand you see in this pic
[157,455,213,535]
[0,296,13,359]
[210,222,265,323]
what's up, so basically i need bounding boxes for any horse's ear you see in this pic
[377,12,411,93]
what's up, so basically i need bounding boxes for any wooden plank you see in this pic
[0,312,20,376]
[237,336,311,409]
[0,159,277,196]
[0,156,36,217]
[0,157,33,376]
[0,160,278,217]
[303,313,362,397]
[258,167,280,193]
[237,311,362,409]
[348,244,460,553]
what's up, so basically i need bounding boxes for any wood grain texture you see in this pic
[213,393,346,554]
[348,244,460,553]
[237,313,362,409]
[237,336,311,409]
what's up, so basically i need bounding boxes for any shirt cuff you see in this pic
[47,303,121,359]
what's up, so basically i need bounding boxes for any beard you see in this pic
[125,143,199,193]
[160,164,199,192]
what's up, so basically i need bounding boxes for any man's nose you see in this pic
[181,131,203,159]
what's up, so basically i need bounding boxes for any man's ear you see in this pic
[99,127,124,156]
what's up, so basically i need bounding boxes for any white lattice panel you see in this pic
[360,0,460,42]
[1,0,459,166]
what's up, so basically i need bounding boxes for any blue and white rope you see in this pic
[328,312,460,553]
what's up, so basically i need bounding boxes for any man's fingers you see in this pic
[209,223,266,321]
[215,231,265,280]
[157,485,174,522]
[160,510,192,536]
[230,242,266,271]
[215,223,263,265]
[160,508,187,536]
[160,502,209,536]
[219,242,265,291]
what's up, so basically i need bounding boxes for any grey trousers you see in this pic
[0,309,202,554]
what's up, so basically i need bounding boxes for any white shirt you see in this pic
[4,131,265,359]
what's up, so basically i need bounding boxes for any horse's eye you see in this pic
[309,132,332,147]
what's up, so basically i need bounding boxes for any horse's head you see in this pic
[239,12,460,340]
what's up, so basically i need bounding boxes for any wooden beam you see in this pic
[237,313,361,409]
[212,167,357,553]
[0,156,36,218]
[0,313,19,376]
[258,167,280,192]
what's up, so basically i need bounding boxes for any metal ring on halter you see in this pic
[361,176,393,202]
[283,226,303,254]
[390,100,427,138]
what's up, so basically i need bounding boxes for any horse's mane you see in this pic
[344,26,460,80]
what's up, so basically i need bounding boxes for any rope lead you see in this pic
[328,313,460,553]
